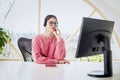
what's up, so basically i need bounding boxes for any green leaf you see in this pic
[0,27,11,54]
[0,47,3,54]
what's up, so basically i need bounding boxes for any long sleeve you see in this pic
[54,38,66,59]
[32,35,58,64]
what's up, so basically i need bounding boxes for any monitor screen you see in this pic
[75,17,114,58]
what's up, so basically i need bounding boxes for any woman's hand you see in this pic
[54,28,61,42]
[58,59,70,64]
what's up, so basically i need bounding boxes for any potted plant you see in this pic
[0,28,11,54]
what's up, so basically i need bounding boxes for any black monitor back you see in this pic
[75,17,114,58]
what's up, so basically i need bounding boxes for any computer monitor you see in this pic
[75,17,114,77]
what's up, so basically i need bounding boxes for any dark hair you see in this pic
[43,15,58,27]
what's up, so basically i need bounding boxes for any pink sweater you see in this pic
[32,34,66,64]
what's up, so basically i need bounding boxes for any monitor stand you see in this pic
[88,35,113,77]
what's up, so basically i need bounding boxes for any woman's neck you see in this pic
[44,31,54,38]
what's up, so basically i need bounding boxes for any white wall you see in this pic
[0,0,38,34]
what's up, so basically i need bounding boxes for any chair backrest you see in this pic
[18,37,33,62]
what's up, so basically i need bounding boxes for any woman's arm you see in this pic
[54,38,66,59]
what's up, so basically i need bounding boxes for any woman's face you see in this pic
[46,17,58,33]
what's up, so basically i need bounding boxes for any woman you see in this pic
[32,15,69,64]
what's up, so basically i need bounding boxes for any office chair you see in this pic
[18,37,33,62]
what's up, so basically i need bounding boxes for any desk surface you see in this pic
[0,61,120,80]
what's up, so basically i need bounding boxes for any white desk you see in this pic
[0,61,120,80]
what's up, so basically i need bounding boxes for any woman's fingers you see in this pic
[54,29,61,37]
[58,59,70,64]
[56,29,61,35]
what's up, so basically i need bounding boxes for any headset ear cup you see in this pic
[44,21,46,27]
[44,18,47,27]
